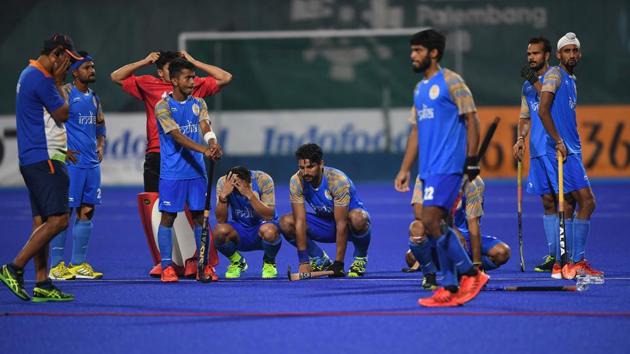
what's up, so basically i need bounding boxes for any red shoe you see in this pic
[574,260,604,277]
[184,258,198,278]
[196,265,219,282]
[418,288,462,307]
[161,265,179,283]
[551,263,562,279]
[561,262,576,279]
[457,271,489,304]
[149,263,162,277]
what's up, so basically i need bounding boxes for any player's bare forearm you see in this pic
[192,60,232,87]
[247,194,275,221]
[467,216,482,264]
[334,206,349,262]
[110,59,150,85]
[170,129,209,154]
[465,112,480,156]
[214,199,228,223]
[538,92,561,143]
[400,126,418,173]
[518,118,530,139]
[291,203,308,252]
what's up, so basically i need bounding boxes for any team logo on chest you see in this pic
[429,85,440,100]
[192,103,200,116]
[324,189,333,200]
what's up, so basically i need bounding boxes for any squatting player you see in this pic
[405,176,511,290]
[214,166,281,279]
[394,29,488,307]
[513,37,575,273]
[111,50,231,192]
[49,51,106,281]
[0,34,82,302]
[280,143,371,278]
[537,32,602,279]
[153,58,222,283]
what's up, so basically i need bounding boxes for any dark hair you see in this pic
[168,58,195,78]
[155,51,180,70]
[528,36,552,54]
[228,166,251,184]
[77,50,89,58]
[295,143,323,164]
[410,29,446,61]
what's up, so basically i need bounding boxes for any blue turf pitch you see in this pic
[1,180,629,353]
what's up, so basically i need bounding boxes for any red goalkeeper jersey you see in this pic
[121,75,220,154]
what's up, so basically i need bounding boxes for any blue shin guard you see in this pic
[157,225,173,269]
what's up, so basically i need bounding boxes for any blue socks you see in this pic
[215,238,237,258]
[70,219,93,265]
[158,225,173,269]
[285,237,325,259]
[565,218,574,261]
[435,235,457,287]
[262,238,282,263]
[572,218,590,262]
[482,256,498,271]
[349,227,371,258]
[409,239,437,274]
[50,228,68,266]
[542,214,559,258]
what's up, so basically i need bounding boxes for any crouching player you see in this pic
[213,166,281,279]
[406,176,511,289]
[154,58,222,283]
[280,143,371,277]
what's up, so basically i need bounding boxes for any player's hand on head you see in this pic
[326,261,345,278]
[179,50,195,63]
[53,54,70,83]
[144,52,160,65]
[464,155,481,181]
[394,170,410,192]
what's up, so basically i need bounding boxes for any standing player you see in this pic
[405,176,511,290]
[512,37,576,273]
[154,58,222,283]
[213,166,281,279]
[49,51,105,281]
[394,29,488,307]
[111,51,231,276]
[111,50,231,192]
[280,143,372,278]
[0,34,82,302]
[537,32,602,279]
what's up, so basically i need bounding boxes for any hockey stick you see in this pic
[517,160,525,272]
[287,266,334,281]
[557,150,568,266]
[197,160,216,283]
[483,285,577,292]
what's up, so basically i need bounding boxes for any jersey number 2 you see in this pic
[423,186,434,201]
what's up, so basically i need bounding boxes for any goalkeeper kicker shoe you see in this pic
[68,263,103,280]
[49,261,76,280]
[0,264,30,301]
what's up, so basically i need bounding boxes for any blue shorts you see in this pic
[20,160,69,218]
[526,156,554,196]
[305,210,370,243]
[159,177,206,213]
[229,221,279,252]
[545,153,591,194]
[465,234,503,256]
[420,174,462,211]
[68,165,102,207]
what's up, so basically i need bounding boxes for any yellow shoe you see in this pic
[68,262,103,279]
[49,262,76,281]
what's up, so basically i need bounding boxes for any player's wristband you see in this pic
[96,124,106,137]
[298,250,309,264]
[204,131,217,144]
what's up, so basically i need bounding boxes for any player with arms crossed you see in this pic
[405,176,511,290]
[214,166,282,279]
[0,34,82,302]
[512,37,578,273]
[49,51,106,281]
[537,32,602,279]
[280,143,371,278]
[395,29,488,307]
[154,58,222,283]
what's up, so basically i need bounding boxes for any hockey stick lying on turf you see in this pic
[197,160,216,283]
[287,266,334,281]
[517,160,525,272]
[483,285,577,292]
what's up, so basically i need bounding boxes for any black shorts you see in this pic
[20,160,69,218]
[143,152,160,193]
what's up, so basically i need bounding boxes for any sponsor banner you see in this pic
[0,105,628,186]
